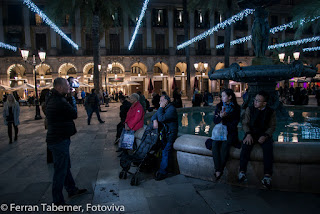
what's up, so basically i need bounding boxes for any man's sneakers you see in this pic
[261,176,272,189]
[155,171,167,181]
[68,188,87,198]
[238,172,247,183]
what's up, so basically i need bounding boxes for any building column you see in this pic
[163,77,168,93]
[168,7,174,55]
[123,12,129,49]
[189,11,195,55]
[75,8,83,55]
[209,12,216,56]
[146,10,152,49]
[281,17,286,41]
[0,5,4,56]
[181,76,186,95]
[247,15,253,56]
[23,7,31,48]
[230,24,235,56]
[49,29,57,55]
[100,32,106,55]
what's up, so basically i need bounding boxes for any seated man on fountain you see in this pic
[238,91,276,189]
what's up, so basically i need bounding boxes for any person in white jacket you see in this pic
[3,94,20,144]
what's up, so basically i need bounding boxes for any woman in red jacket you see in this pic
[125,93,145,132]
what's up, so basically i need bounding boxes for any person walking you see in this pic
[3,94,20,144]
[151,95,178,181]
[238,91,276,189]
[212,89,240,180]
[46,77,87,205]
[84,89,105,125]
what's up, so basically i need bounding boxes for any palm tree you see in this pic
[46,0,140,92]
[188,0,239,89]
[292,0,320,39]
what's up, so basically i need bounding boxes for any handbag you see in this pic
[211,123,228,141]
[119,129,135,150]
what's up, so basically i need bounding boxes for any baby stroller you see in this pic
[119,124,159,186]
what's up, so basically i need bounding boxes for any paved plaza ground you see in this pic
[0,100,320,213]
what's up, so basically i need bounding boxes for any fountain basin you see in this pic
[174,134,320,193]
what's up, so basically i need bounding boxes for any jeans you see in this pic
[239,136,274,175]
[87,108,103,124]
[212,140,231,173]
[159,132,177,175]
[47,139,77,204]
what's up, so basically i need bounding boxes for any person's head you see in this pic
[160,95,170,107]
[221,89,237,105]
[254,91,269,110]
[7,94,16,104]
[128,93,140,104]
[53,77,70,95]
[91,89,96,94]
[119,96,127,103]
[161,91,167,96]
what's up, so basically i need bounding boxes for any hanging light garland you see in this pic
[22,0,79,50]
[177,9,255,50]
[268,36,320,50]
[0,42,17,52]
[128,0,150,50]
[216,16,320,49]
[303,46,320,52]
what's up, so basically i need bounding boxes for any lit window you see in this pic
[35,14,43,26]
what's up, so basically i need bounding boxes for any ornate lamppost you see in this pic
[194,62,208,91]
[20,49,46,120]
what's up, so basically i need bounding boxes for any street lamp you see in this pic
[20,48,46,120]
[278,52,300,88]
[194,62,208,91]
[104,63,112,107]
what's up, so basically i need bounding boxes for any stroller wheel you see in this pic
[130,175,139,186]
[119,171,127,179]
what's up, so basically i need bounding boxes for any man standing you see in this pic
[151,95,178,180]
[238,91,276,189]
[46,77,87,205]
[84,89,105,125]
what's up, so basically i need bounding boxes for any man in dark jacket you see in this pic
[84,89,105,125]
[151,95,178,180]
[46,77,87,205]
[238,91,276,189]
[115,96,131,144]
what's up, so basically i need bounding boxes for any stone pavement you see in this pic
[0,103,319,214]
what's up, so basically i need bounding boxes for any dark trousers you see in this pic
[87,108,103,124]
[7,122,18,141]
[240,137,274,175]
[212,140,231,173]
[116,122,124,139]
[47,139,77,204]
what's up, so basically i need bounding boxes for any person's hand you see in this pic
[125,123,130,130]
[219,111,227,118]
[243,134,253,145]
[153,120,158,129]
[258,136,267,144]
[160,99,168,108]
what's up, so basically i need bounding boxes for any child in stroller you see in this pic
[119,124,160,186]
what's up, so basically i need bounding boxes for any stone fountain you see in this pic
[209,0,317,117]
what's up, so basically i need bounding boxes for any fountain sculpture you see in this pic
[209,0,317,117]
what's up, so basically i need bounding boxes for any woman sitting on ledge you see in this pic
[212,89,240,180]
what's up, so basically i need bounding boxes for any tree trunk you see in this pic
[223,10,232,89]
[183,0,191,99]
[92,14,100,93]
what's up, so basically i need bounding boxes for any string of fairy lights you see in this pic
[0,42,17,52]
[22,0,79,50]
[268,36,320,50]
[303,46,320,52]
[128,0,150,50]
[176,9,255,50]
[216,16,320,49]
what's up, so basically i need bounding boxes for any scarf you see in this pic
[223,101,235,114]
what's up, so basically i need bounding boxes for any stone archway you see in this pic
[7,64,27,87]
[35,63,53,86]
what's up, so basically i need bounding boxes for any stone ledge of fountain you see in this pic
[174,134,320,193]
